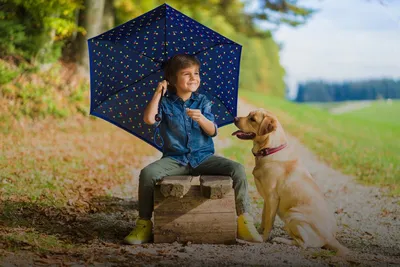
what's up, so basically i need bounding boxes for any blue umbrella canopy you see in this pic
[88,3,242,151]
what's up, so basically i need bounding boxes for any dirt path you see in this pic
[1,99,399,266]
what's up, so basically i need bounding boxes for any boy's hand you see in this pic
[156,80,168,96]
[186,108,204,122]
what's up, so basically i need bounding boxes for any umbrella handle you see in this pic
[153,90,163,148]
[154,90,162,122]
[153,125,164,148]
[154,82,165,122]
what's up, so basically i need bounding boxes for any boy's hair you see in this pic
[164,54,201,94]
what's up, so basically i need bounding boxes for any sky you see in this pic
[253,0,400,99]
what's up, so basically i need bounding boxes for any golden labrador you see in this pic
[232,108,349,256]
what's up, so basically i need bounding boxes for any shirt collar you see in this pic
[168,92,200,103]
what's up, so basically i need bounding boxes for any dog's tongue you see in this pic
[231,130,242,136]
[232,130,256,140]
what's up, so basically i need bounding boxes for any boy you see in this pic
[124,54,262,244]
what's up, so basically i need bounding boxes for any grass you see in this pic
[0,114,157,209]
[238,90,400,195]
[0,229,76,253]
[338,100,400,125]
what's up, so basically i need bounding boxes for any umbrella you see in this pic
[88,3,242,151]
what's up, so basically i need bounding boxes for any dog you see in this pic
[232,108,349,256]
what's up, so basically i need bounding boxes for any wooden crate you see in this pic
[153,175,236,244]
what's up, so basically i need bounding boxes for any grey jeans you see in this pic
[138,155,251,219]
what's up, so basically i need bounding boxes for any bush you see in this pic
[0,61,89,121]
[0,60,19,85]
[0,1,81,64]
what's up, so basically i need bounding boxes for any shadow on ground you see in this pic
[0,196,139,248]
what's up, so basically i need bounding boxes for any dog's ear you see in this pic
[258,116,277,136]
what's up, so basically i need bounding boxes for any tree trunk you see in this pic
[75,0,105,73]
[102,0,115,32]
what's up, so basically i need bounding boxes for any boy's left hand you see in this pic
[186,108,204,122]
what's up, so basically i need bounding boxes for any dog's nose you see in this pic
[234,117,239,122]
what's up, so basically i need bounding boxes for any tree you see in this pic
[103,0,116,32]
[75,0,106,72]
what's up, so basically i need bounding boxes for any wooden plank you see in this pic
[154,212,236,232]
[154,186,235,213]
[200,175,233,199]
[190,175,200,185]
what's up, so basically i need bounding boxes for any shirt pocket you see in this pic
[163,107,179,128]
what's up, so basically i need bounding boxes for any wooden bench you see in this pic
[153,175,236,244]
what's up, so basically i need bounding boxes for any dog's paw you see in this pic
[262,232,271,242]
[257,226,264,234]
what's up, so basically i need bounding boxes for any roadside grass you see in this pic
[238,90,400,195]
[0,114,158,252]
[338,100,400,125]
[0,115,156,208]
[0,228,76,254]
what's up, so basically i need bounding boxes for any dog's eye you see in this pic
[249,117,256,122]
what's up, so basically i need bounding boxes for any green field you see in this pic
[235,91,400,195]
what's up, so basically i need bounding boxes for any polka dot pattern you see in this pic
[88,3,242,151]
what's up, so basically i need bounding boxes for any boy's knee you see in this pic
[232,162,246,178]
[139,167,159,186]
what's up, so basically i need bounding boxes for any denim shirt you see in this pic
[154,92,218,168]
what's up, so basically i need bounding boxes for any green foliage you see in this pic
[0,14,26,57]
[0,0,82,64]
[236,35,285,97]
[0,60,19,85]
[256,0,315,27]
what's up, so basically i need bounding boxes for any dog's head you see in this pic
[232,109,278,140]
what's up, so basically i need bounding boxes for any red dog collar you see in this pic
[253,143,287,157]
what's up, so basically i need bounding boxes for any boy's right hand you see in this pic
[156,80,168,96]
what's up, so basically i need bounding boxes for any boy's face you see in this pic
[175,65,200,94]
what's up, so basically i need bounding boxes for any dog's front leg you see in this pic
[262,193,279,242]
[259,203,266,233]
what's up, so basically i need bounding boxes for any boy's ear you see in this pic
[258,116,277,136]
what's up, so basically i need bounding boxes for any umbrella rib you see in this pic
[164,5,167,64]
